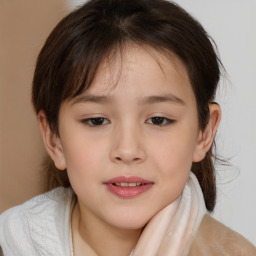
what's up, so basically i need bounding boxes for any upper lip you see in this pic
[103,176,154,184]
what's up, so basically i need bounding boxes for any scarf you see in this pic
[131,172,206,256]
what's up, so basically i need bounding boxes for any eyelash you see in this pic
[147,117,175,126]
[81,117,175,127]
[82,117,110,126]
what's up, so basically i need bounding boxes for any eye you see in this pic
[146,117,175,126]
[82,117,110,126]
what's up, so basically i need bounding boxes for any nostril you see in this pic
[114,156,141,162]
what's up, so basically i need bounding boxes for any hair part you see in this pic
[32,0,223,212]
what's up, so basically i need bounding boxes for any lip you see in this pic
[103,176,154,199]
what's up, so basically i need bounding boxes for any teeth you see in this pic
[114,182,142,187]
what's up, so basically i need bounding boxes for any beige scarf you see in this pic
[131,172,206,256]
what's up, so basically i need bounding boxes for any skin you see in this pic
[38,45,221,256]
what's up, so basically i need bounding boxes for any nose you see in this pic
[110,123,146,165]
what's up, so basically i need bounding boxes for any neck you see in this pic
[71,202,142,256]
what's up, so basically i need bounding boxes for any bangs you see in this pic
[58,23,126,101]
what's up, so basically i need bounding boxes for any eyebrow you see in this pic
[72,94,113,105]
[138,94,185,105]
[72,93,185,105]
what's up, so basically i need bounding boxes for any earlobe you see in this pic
[193,104,221,162]
[37,111,66,170]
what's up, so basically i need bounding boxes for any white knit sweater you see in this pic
[0,188,74,256]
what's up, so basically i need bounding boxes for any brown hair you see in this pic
[32,0,223,212]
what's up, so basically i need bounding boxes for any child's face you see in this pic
[56,45,204,229]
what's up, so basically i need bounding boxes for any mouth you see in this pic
[103,176,154,198]
[112,182,147,187]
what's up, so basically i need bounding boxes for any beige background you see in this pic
[0,0,69,213]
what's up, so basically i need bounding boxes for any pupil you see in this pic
[92,118,104,125]
[152,117,164,125]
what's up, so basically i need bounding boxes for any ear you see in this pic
[193,104,221,162]
[37,111,66,170]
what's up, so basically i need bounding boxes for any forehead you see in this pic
[72,45,195,104]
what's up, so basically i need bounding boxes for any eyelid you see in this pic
[81,117,110,127]
[146,116,175,126]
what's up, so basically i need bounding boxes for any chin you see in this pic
[106,212,153,230]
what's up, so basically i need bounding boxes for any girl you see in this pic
[0,0,255,255]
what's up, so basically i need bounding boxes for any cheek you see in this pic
[62,139,106,201]
[151,130,197,170]
[64,143,92,169]
[149,127,198,193]
[62,125,108,163]
[61,134,108,183]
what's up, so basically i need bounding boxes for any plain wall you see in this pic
[0,0,69,212]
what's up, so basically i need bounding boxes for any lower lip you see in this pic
[104,184,153,198]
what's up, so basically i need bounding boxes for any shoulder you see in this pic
[0,187,73,226]
[0,187,73,255]
[189,214,256,256]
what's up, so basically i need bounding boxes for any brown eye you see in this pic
[147,117,174,126]
[152,117,165,125]
[82,117,110,126]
